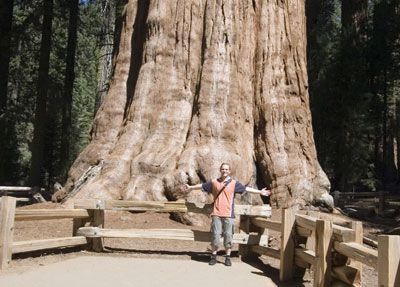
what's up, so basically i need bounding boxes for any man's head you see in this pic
[219,163,231,180]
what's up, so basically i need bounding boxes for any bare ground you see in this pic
[1,202,382,286]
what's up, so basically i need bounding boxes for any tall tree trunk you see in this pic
[305,0,323,73]
[0,0,14,183]
[334,0,368,192]
[0,0,13,113]
[95,0,116,112]
[383,1,400,185]
[396,93,400,182]
[60,0,79,177]
[370,0,399,187]
[305,0,337,177]
[55,0,331,209]
[383,68,388,186]
[341,0,368,43]
[29,0,53,187]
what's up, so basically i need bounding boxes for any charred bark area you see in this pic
[55,0,331,210]
[125,0,150,114]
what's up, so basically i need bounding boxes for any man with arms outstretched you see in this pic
[183,163,271,266]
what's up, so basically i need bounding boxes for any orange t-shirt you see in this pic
[202,178,246,218]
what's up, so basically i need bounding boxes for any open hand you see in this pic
[260,188,271,196]
[181,184,190,192]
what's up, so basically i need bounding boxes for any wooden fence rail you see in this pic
[76,227,267,245]
[0,197,91,270]
[265,208,399,287]
[15,209,90,221]
[74,199,272,216]
[1,196,400,286]
[12,237,87,254]
[0,186,47,204]
[332,190,400,215]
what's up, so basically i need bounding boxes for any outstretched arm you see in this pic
[182,183,203,192]
[245,186,271,196]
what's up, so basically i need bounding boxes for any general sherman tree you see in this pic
[53,0,332,210]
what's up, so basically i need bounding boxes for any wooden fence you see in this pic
[332,191,400,215]
[1,196,400,286]
[0,186,46,203]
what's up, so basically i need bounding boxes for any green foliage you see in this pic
[308,0,400,192]
[2,0,115,187]
[4,0,42,184]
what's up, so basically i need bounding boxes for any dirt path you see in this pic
[0,255,278,287]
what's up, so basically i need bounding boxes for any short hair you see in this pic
[219,163,231,170]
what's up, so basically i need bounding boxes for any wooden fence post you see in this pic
[0,196,16,270]
[73,217,87,236]
[378,190,385,215]
[73,216,91,250]
[280,208,296,282]
[348,221,363,286]
[314,219,332,287]
[239,215,251,258]
[378,235,400,287]
[88,209,104,252]
[257,225,269,248]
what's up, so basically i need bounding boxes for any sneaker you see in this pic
[209,255,217,266]
[224,256,232,266]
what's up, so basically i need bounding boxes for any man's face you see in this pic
[220,164,231,179]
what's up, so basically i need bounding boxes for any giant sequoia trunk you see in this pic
[54,0,331,209]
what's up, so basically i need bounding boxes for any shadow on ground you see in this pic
[243,257,311,287]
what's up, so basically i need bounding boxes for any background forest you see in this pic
[0,0,399,195]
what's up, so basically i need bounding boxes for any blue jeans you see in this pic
[211,216,234,249]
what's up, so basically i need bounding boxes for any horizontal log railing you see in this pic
[295,214,356,242]
[12,237,88,254]
[15,209,90,221]
[333,241,378,268]
[333,191,390,197]
[274,209,399,287]
[0,197,92,270]
[0,196,272,270]
[332,191,400,216]
[74,199,272,216]
[0,186,45,193]
[250,245,280,259]
[1,196,400,287]
[0,186,45,201]
[250,217,281,232]
[76,227,267,245]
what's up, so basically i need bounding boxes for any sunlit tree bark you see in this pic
[54,0,331,209]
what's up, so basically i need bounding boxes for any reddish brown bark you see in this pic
[54,0,331,210]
